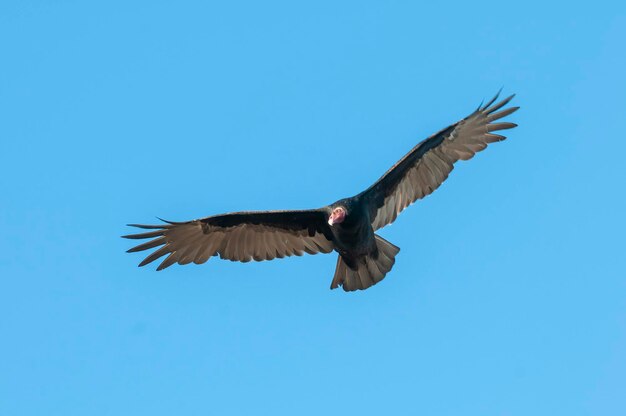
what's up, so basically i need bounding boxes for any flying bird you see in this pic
[124,91,519,291]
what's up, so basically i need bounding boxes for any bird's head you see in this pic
[328,206,347,226]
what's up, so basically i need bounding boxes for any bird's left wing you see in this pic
[123,209,334,270]
[360,92,519,230]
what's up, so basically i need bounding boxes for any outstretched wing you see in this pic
[360,91,519,230]
[123,209,334,270]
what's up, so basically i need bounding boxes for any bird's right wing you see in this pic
[123,209,334,270]
[360,92,519,230]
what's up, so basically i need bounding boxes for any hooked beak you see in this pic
[328,208,346,226]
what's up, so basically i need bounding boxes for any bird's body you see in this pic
[324,197,397,290]
[124,91,519,291]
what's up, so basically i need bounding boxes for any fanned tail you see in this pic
[330,235,400,291]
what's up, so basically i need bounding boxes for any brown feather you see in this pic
[361,93,519,230]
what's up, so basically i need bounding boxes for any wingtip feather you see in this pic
[484,93,516,115]
[481,88,503,110]
[487,122,518,132]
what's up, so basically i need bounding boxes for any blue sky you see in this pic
[1,1,625,415]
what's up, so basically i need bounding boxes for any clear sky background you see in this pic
[1,1,625,415]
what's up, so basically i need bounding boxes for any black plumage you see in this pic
[124,91,519,291]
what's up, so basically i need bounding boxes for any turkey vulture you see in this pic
[124,91,519,291]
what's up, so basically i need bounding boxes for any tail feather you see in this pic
[330,235,400,291]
